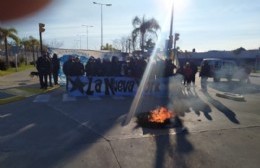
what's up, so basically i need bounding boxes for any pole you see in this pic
[82,25,94,50]
[93,2,112,50]
[101,4,103,50]
[128,39,131,54]
[168,1,174,59]
[87,27,89,50]
[39,23,45,53]
[39,31,43,53]
[15,54,18,72]
[80,36,81,49]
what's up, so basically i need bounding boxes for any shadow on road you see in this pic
[173,87,212,121]
[202,91,240,124]
[154,130,193,168]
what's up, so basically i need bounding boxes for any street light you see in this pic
[93,1,112,50]
[76,34,85,49]
[82,25,93,50]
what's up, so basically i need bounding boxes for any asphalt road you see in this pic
[0,75,260,168]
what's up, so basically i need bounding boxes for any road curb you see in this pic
[0,95,25,105]
[216,92,245,101]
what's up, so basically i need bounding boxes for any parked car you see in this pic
[200,58,249,82]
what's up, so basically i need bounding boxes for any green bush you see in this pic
[9,61,20,68]
[19,56,25,64]
[0,59,7,70]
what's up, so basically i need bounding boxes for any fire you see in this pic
[148,106,175,123]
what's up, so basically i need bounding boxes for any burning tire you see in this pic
[136,106,183,129]
[136,112,171,129]
[216,92,245,101]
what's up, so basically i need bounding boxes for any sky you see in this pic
[1,0,260,52]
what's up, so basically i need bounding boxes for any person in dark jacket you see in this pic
[52,53,60,85]
[36,52,51,89]
[111,56,121,76]
[164,58,176,77]
[183,62,193,87]
[63,56,74,91]
[199,60,211,91]
[190,61,198,86]
[71,57,84,76]
[46,53,53,87]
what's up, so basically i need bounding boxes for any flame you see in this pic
[148,106,175,123]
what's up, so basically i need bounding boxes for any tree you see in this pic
[112,36,131,52]
[0,27,20,68]
[131,15,160,53]
[233,47,246,55]
[28,36,40,66]
[102,43,118,51]
[21,36,40,66]
[131,31,138,51]
[144,38,155,51]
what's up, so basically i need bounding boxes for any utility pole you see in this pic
[82,25,93,50]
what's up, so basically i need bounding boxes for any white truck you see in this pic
[200,58,250,82]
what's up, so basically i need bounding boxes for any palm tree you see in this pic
[132,15,160,53]
[20,38,30,65]
[21,36,40,66]
[0,27,20,68]
[28,36,40,66]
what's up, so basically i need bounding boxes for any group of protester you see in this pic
[61,55,179,90]
[36,52,60,89]
[36,52,214,91]
[62,56,178,78]
[36,52,253,94]
[176,60,213,91]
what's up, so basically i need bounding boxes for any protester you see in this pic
[111,56,121,76]
[36,52,51,89]
[46,53,53,87]
[71,57,84,76]
[63,56,74,91]
[51,53,60,85]
[85,56,95,77]
[183,62,193,88]
[164,58,176,77]
[94,58,103,76]
[190,61,198,86]
[199,60,210,92]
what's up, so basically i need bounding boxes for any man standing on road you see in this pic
[199,60,210,92]
[52,53,60,85]
[63,56,74,91]
[36,52,51,89]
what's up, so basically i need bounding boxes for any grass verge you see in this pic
[0,64,35,76]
